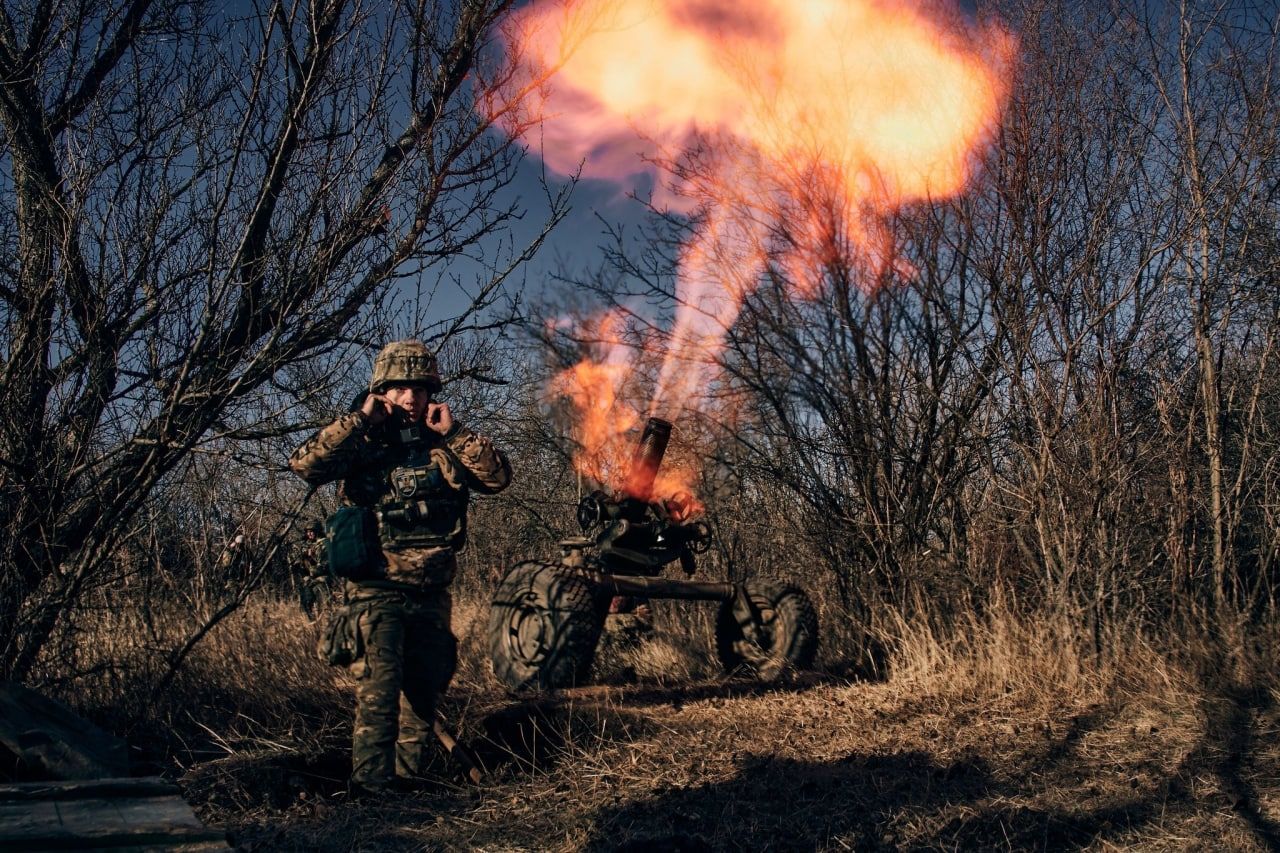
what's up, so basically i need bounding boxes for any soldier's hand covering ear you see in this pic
[425,402,454,435]
[360,393,394,424]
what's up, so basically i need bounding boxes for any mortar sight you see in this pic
[623,417,672,500]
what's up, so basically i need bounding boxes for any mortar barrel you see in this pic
[623,417,672,499]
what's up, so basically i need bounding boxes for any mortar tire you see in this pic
[488,560,605,692]
[715,581,818,681]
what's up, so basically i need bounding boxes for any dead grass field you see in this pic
[51,594,1280,851]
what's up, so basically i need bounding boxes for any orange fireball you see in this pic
[506,0,1014,499]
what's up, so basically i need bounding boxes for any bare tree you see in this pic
[528,0,1280,660]
[0,0,569,682]
[1140,0,1280,628]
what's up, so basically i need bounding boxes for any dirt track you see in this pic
[194,671,1280,851]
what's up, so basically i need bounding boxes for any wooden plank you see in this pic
[96,844,231,853]
[55,795,205,831]
[0,821,229,849]
[105,843,232,853]
[0,800,228,848]
[0,683,128,780]
[0,777,177,801]
[0,778,230,850]
[0,798,59,834]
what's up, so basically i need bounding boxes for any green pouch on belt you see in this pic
[324,506,380,579]
[316,605,363,666]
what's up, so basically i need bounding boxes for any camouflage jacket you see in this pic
[289,537,327,577]
[288,412,511,588]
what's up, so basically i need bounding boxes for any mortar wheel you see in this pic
[488,561,605,692]
[715,581,818,680]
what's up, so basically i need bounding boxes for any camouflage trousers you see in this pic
[346,585,456,790]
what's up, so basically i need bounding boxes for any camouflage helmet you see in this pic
[369,340,442,394]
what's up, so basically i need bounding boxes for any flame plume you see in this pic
[504,0,1014,499]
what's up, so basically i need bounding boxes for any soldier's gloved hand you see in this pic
[425,401,454,435]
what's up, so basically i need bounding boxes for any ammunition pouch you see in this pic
[378,462,467,549]
[316,605,364,667]
[325,506,381,579]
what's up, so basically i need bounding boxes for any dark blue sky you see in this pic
[430,146,655,326]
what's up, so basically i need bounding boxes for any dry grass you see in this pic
[29,585,1280,851]
[37,593,351,781]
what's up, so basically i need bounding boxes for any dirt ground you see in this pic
[184,664,1280,852]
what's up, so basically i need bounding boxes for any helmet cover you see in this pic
[369,340,442,394]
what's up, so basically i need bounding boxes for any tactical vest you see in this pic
[374,425,468,550]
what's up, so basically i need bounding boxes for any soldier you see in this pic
[291,522,326,574]
[291,522,328,618]
[288,340,511,796]
[217,534,247,587]
[217,534,246,569]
